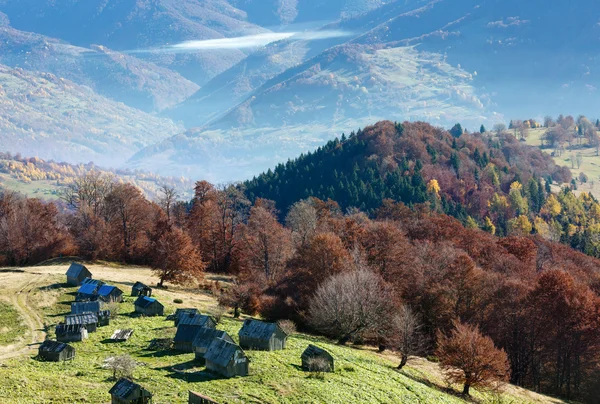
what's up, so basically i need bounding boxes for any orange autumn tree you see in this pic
[437,320,510,395]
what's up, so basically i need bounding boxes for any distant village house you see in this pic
[238,319,288,351]
[38,340,75,362]
[55,324,88,343]
[65,262,92,286]
[109,378,152,404]
[192,328,233,364]
[131,282,152,297]
[134,296,164,316]
[204,338,249,378]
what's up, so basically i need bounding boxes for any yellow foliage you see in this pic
[427,179,441,195]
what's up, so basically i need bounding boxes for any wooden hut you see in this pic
[204,338,249,378]
[71,301,101,315]
[131,282,152,297]
[65,263,92,286]
[192,328,233,364]
[98,310,111,326]
[75,279,104,302]
[170,308,199,325]
[98,285,124,303]
[178,313,216,329]
[174,324,204,352]
[238,319,288,351]
[109,378,152,404]
[55,324,88,342]
[65,312,98,333]
[301,344,334,372]
[38,340,75,362]
[110,329,134,342]
[188,391,219,404]
[134,296,164,316]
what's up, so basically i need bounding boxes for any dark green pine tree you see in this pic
[449,123,463,138]
[450,153,461,177]
[480,124,486,134]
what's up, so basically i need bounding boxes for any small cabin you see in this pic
[170,308,199,325]
[188,391,219,404]
[109,378,153,404]
[174,324,204,352]
[178,313,216,329]
[98,285,124,303]
[38,340,75,362]
[204,338,249,378]
[71,301,101,315]
[192,328,234,364]
[65,312,98,333]
[98,310,111,326]
[75,279,104,302]
[65,262,92,286]
[238,319,288,351]
[131,282,152,297]
[55,324,88,342]
[134,296,164,316]
[301,344,334,372]
[110,329,134,342]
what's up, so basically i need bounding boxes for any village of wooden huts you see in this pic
[131,281,152,297]
[110,329,134,342]
[76,278,104,302]
[188,391,219,404]
[98,285,124,303]
[301,344,334,372]
[134,296,164,316]
[192,328,233,364]
[55,324,88,342]
[109,378,153,404]
[238,319,288,351]
[65,312,99,333]
[38,340,75,362]
[65,262,92,286]
[204,338,249,378]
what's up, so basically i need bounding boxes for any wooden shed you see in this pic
[301,344,334,372]
[71,301,102,315]
[192,328,233,364]
[75,279,104,302]
[188,391,219,404]
[134,296,164,316]
[174,324,204,352]
[238,319,288,351]
[98,310,111,326]
[131,282,152,297]
[170,308,199,325]
[55,324,88,342]
[109,378,153,404]
[65,312,98,333]
[65,263,92,286]
[38,340,75,362]
[110,329,134,342]
[204,338,249,378]
[178,313,216,329]
[98,285,124,303]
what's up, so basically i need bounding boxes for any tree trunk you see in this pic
[233,305,240,318]
[462,383,470,396]
[338,335,351,345]
[397,353,408,369]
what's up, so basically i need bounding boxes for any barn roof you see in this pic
[77,283,99,296]
[302,344,333,359]
[66,262,89,278]
[111,329,134,341]
[179,313,215,327]
[134,296,162,308]
[192,328,231,350]
[98,285,122,297]
[204,338,246,367]
[65,313,98,326]
[239,319,285,341]
[109,378,148,399]
[56,324,86,334]
[39,340,72,353]
[71,301,101,314]
[82,277,103,287]
[132,281,150,290]
[174,324,203,342]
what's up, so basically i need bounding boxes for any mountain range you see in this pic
[0,0,598,181]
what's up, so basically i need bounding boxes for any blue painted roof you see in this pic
[77,283,98,295]
[98,285,121,296]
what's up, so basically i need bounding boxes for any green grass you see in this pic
[0,302,26,346]
[0,283,552,404]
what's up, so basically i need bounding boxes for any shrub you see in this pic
[103,355,139,380]
[173,298,183,304]
[277,319,297,336]
[105,302,120,319]
[207,304,226,324]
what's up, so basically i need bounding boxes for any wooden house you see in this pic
[134,296,164,316]
[170,308,199,325]
[98,285,124,303]
[65,262,92,286]
[110,329,134,342]
[55,324,88,342]
[174,324,203,352]
[204,338,249,378]
[131,282,152,297]
[38,340,75,362]
[109,378,152,404]
[188,391,219,404]
[301,344,334,372]
[65,312,98,333]
[75,279,104,302]
[238,319,288,351]
[98,310,111,326]
[178,313,216,329]
[192,328,233,364]
[71,301,101,315]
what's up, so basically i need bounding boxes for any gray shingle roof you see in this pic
[65,313,98,326]
[39,340,72,353]
[178,313,214,327]
[174,324,203,343]
[132,281,150,290]
[204,338,246,367]
[66,262,89,278]
[192,328,232,351]
[109,378,149,399]
[55,324,86,335]
[110,329,134,341]
[239,319,284,341]
[71,301,101,314]
[134,296,162,308]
